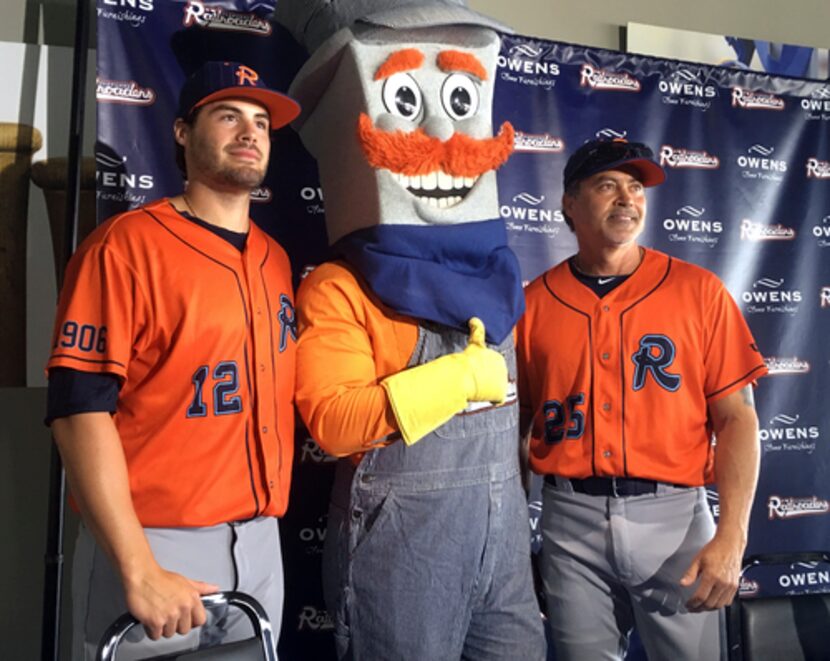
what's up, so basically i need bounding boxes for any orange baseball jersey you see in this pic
[47,199,296,526]
[517,248,767,486]
[295,261,419,457]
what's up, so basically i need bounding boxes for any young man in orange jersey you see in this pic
[517,138,767,660]
[46,61,300,659]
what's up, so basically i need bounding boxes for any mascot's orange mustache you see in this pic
[357,113,515,178]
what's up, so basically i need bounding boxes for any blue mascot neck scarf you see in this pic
[334,219,525,345]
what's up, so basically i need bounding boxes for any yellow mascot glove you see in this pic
[381,317,508,446]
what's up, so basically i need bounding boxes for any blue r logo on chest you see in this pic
[631,334,681,392]
[278,294,297,352]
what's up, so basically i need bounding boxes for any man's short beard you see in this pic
[216,165,265,190]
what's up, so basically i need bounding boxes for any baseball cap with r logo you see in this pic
[177,61,301,129]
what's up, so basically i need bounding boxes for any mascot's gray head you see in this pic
[274,0,514,244]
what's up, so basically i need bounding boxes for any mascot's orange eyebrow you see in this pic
[374,49,425,80]
[437,50,488,80]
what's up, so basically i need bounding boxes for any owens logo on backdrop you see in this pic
[595,128,627,141]
[740,218,796,242]
[579,65,640,92]
[737,144,788,182]
[806,157,830,179]
[658,68,717,111]
[731,86,785,111]
[250,187,272,203]
[801,86,830,119]
[764,356,811,376]
[297,606,334,632]
[497,43,560,89]
[661,205,722,248]
[811,214,830,247]
[95,150,154,207]
[777,562,830,593]
[659,145,719,169]
[821,287,830,309]
[513,131,564,153]
[741,277,802,316]
[706,489,720,520]
[501,192,563,238]
[97,0,153,27]
[528,500,542,550]
[300,185,325,216]
[182,1,271,35]
[96,77,155,105]
[760,413,820,455]
[767,495,830,520]
[298,515,327,556]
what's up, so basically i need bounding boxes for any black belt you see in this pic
[545,475,664,497]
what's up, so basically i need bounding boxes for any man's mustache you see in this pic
[357,113,515,178]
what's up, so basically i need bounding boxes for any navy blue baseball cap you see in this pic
[177,61,301,129]
[563,138,666,189]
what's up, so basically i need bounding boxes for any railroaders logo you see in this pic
[579,65,640,92]
[760,414,819,455]
[501,192,563,238]
[740,219,796,241]
[806,158,830,179]
[497,43,560,89]
[742,277,802,315]
[822,287,830,308]
[183,1,271,35]
[764,356,811,375]
[96,78,155,105]
[768,495,829,520]
[513,131,564,153]
[299,437,337,464]
[658,68,717,110]
[297,606,334,632]
[731,86,785,111]
[737,145,787,182]
[662,205,722,247]
[97,0,153,27]
[739,577,760,596]
[659,145,719,169]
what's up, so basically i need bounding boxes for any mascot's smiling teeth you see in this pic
[389,170,479,207]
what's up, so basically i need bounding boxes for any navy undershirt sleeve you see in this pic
[46,367,120,425]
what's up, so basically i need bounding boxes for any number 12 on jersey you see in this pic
[187,362,243,418]
[543,393,585,444]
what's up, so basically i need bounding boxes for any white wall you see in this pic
[469,0,830,51]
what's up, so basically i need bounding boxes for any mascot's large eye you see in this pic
[382,73,423,120]
[440,73,479,120]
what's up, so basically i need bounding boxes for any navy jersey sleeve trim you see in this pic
[705,364,767,400]
[49,354,127,369]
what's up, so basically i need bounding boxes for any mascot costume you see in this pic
[276,1,545,658]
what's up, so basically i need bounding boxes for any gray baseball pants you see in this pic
[540,477,724,661]
[70,516,283,660]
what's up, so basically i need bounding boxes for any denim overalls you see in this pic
[322,323,545,660]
